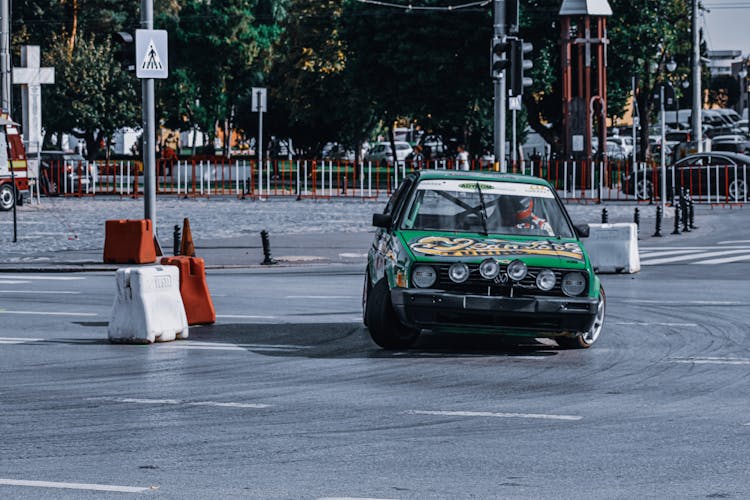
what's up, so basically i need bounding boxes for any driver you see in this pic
[514,197,554,236]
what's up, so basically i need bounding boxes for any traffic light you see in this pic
[509,38,533,97]
[491,36,511,80]
[114,31,135,71]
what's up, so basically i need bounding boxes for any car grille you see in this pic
[431,263,586,297]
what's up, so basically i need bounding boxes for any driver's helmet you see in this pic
[514,197,534,221]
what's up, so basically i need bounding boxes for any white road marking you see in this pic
[0,337,44,344]
[614,321,699,327]
[285,295,352,299]
[90,397,271,409]
[155,342,308,352]
[405,410,582,421]
[624,300,745,306]
[670,357,750,366]
[319,497,398,500]
[718,240,750,245]
[696,254,750,265]
[641,245,750,251]
[0,478,151,493]
[637,249,703,259]
[337,253,369,258]
[216,314,277,319]
[641,249,750,265]
[0,290,81,295]
[0,275,85,281]
[0,280,30,285]
[0,310,97,317]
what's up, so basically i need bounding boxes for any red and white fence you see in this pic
[35,157,748,205]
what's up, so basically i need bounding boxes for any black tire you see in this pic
[0,183,15,211]
[557,286,606,349]
[635,179,653,201]
[362,270,371,327]
[365,279,420,349]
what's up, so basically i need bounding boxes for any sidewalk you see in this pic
[0,197,739,272]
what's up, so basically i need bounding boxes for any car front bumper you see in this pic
[391,288,599,335]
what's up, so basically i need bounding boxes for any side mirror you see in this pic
[574,224,590,238]
[372,213,392,229]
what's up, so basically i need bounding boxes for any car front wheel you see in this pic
[557,286,606,349]
[365,279,420,349]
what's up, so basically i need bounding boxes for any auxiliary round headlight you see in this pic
[479,258,500,279]
[448,262,470,283]
[412,265,437,288]
[535,269,556,291]
[561,272,587,296]
[506,259,528,282]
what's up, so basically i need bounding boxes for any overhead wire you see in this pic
[353,0,491,11]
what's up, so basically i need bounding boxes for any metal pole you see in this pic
[493,0,506,172]
[257,90,263,194]
[0,0,10,112]
[691,0,702,152]
[631,75,637,168]
[511,108,517,166]
[141,0,156,232]
[660,85,666,213]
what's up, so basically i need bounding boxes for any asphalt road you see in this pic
[1,231,750,498]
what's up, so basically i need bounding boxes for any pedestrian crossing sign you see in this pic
[135,29,168,79]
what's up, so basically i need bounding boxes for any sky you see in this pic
[703,1,750,56]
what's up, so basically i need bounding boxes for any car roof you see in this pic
[678,151,750,163]
[415,169,553,187]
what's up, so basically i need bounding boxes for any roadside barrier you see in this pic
[108,265,189,343]
[34,157,748,206]
[582,223,640,274]
[103,219,157,264]
[160,256,216,325]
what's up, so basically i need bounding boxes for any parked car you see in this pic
[322,143,356,162]
[364,170,605,349]
[606,135,634,157]
[364,141,413,166]
[710,135,750,155]
[38,151,89,195]
[622,151,750,201]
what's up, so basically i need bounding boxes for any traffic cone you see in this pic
[180,217,196,257]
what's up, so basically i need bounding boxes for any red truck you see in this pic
[0,114,29,211]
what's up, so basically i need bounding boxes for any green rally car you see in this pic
[363,170,605,350]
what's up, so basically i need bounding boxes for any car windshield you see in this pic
[401,178,575,238]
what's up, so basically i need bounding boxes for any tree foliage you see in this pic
[10,0,711,161]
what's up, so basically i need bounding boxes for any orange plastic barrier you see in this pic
[160,256,216,325]
[103,219,157,264]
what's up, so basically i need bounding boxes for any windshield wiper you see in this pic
[476,182,489,236]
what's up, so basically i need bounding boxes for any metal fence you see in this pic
[35,157,748,206]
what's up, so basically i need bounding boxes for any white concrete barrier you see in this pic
[108,266,189,344]
[582,223,640,274]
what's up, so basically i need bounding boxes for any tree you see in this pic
[158,0,267,157]
[41,32,139,159]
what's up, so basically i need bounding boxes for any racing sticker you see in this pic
[409,236,584,260]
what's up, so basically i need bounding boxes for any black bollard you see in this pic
[633,207,640,234]
[680,188,690,232]
[260,230,277,265]
[672,203,681,235]
[601,208,608,224]
[688,191,697,230]
[653,206,663,237]
[173,224,181,256]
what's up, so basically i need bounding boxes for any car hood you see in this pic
[399,231,588,269]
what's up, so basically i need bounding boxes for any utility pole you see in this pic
[493,0,507,172]
[691,0,702,151]
[1,0,10,112]
[141,0,157,233]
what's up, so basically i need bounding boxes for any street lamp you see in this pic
[666,58,677,73]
